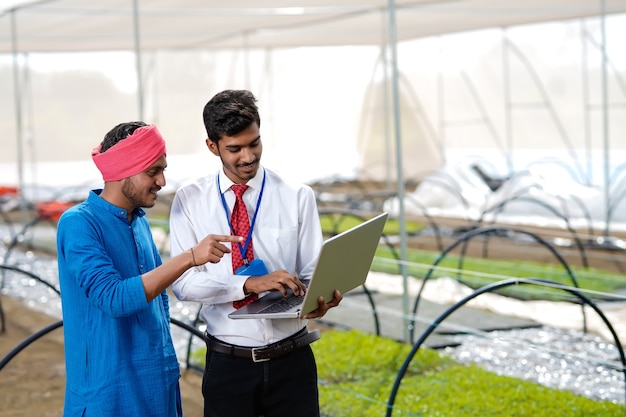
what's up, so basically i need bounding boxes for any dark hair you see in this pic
[99,121,148,152]
[202,90,260,144]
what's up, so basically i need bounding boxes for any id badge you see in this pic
[235,259,269,276]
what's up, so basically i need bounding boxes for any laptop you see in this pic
[228,212,388,320]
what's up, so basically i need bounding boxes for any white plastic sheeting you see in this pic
[2,0,626,52]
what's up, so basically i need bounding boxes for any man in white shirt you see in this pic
[169,89,342,417]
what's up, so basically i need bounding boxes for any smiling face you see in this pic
[207,122,262,184]
[120,155,167,210]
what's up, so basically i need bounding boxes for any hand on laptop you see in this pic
[244,270,308,297]
[302,290,343,320]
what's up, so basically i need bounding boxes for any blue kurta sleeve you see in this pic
[58,208,148,317]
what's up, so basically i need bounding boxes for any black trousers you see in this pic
[202,343,320,417]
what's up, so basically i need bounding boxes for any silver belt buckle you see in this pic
[251,347,271,363]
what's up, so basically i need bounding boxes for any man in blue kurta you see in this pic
[57,121,242,417]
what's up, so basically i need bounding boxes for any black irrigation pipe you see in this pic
[359,284,380,336]
[454,226,580,294]
[387,277,626,417]
[402,193,445,253]
[170,317,206,373]
[0,264,61,334]
[183,309,206,372]
[2,216,57,267]
[0,317,207,373]
[0,319,63,371]
[170,317,204,340]
[478,193,589,268]
[0,264,61,296]
[339,283,381,336]
[170,317,205,340]
[410,225,585,343]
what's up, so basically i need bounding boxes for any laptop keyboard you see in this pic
[260,295,305,313]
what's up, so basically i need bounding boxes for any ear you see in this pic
[206,138,219,156]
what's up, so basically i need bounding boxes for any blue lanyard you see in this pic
[218,169,266,264]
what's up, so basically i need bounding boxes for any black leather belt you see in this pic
[205,328,321,363]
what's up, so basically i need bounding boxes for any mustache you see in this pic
[237,159,258,168]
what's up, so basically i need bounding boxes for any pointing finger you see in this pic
[213,235,244,243]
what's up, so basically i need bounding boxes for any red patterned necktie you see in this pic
[231,184,258,309]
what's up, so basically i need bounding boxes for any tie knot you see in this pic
[231,184,249,199]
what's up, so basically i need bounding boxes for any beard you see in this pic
[122,178,155,209]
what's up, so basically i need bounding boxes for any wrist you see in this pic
[242,277,252,294]
[190,247,198,267]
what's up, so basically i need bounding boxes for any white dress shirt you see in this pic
[169,166,323,347]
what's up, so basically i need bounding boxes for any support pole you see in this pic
[386,0,409,342]
[10,10,27,224]
[132,0,144,120]
[600,0,610,237]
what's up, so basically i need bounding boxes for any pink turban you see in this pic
[92,125,167,182]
